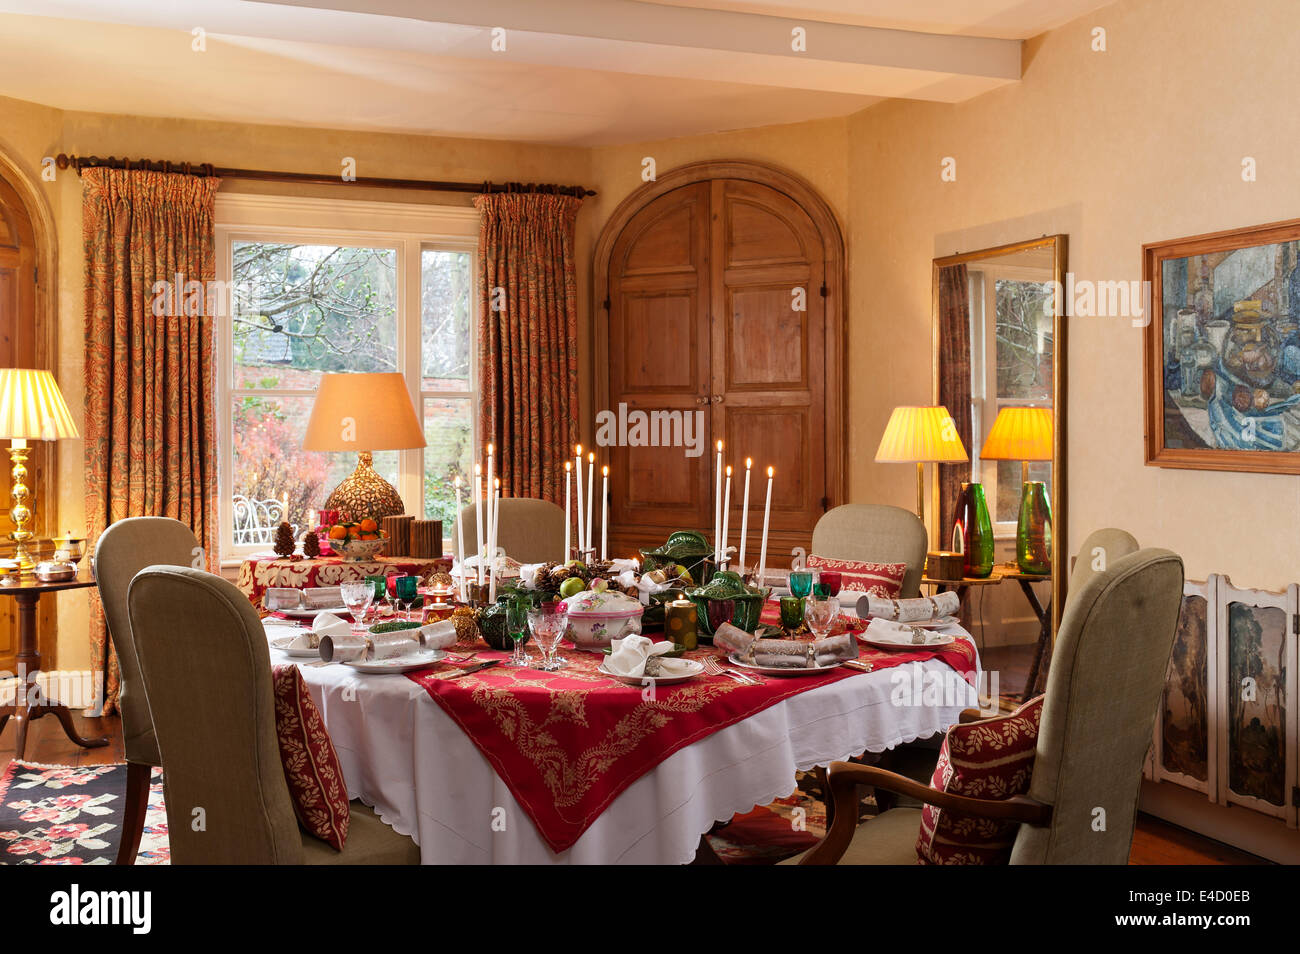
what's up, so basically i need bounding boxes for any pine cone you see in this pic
[273,521,296,558]
[302,531,321,559]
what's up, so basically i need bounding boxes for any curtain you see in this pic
[474,191,582,502]
[83,168,221,711]
[937,262,971,542]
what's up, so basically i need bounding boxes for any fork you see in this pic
[702,655,760,685]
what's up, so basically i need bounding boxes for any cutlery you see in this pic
[702,655,760,685]
[444,650,479,663]
[443,659,501,681]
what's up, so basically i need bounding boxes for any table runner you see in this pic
[406,636,977,853]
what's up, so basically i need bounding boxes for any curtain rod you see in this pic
[53,154,595,198]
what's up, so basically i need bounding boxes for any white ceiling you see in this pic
[0,0,1114,146]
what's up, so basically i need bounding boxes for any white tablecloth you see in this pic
[266,621,980,864]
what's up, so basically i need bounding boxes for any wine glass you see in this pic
[506,598,531,667]
[395,575,420,621]
[788,570,814,599]
[803,596,840,642]
[528,603,568,671]
[340,581,374,637]
[364,574,387,624]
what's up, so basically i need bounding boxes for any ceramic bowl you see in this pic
[562,587,644,650]
[335,538,386,562]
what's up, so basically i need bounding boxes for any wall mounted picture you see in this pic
[1144,218,1300,473]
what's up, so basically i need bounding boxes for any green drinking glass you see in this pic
[789,570,813,599]
[394,575,420,620]
[506,598,531,667]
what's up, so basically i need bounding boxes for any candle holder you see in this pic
[466,582,490,607]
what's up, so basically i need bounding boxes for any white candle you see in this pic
[714,440,723,563]
[454,477,466,601]
[474,463,484,585]
[585,452,595,557]
[758,467,773,589]
[601,465,609,561]
[738,457,752,572]
[720,465,732,568]
[485,442,495,571]
[564,461,572,562]
[574,444,584,561]
[488,478,501,602]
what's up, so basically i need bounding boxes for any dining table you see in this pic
[264,599,982,865]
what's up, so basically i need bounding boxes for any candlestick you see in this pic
[601,465,609,562]
[720,465,732,569]
[488,478,501,602]
[454,477,466,601]
[474,463,484,585]
[738,457,752,573]
[585,451,595,557]
[564,461,572,562]
[574,444,584,562]
[714,440,723,563]
[758,466,773,589]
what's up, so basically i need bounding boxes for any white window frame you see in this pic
[214,194,479,565]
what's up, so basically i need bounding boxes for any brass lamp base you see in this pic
[323,451,405,522]
[8,440,36,571]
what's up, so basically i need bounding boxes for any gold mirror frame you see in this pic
[932,234,1068,636]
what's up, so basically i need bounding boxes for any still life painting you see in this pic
[1145,219,1300,473]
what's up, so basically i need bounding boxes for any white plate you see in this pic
[343,649,446,674]
[269,635,323,658]
[274,606,348,619]
[727,653,846,677]
[598,658,704,686]
[859,630,957,651]
[862,615,956,630]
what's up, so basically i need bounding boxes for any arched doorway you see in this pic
[593,160,845,562]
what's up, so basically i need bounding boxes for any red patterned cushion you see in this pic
[271,665,350,850]
[806,554,906,596]
[916,695,1044,865]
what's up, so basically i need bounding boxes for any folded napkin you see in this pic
[604,635,698,679]
[283,611,352,653]
[857,590,959,623]
[713,622,857,669]
[863,618,951,646]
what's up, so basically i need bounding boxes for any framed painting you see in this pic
[1144,218,1300,473]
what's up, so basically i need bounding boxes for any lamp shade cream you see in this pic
[874,406,968,463]
[302,373,426,452]
[0,369,79,441]
[980,406,1053,461]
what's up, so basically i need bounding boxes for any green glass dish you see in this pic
[685,570,768,638]
[640,530,716,586]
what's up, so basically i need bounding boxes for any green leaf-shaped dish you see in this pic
[685,570,769,637]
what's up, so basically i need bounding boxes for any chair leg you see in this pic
[116,762,151,866]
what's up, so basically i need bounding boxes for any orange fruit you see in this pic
[328,525,348,540]
[359,518,378,532]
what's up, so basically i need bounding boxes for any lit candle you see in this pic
[574,444,584,562]
[714,440,723,563]
[738,457,752,573]
[601,465,609,562]
[758,467,773,589]
[488,478,501,602]
[474,463,484,585]
[564,461,572,562]
[720,465,732,568]
[586,452,595,557]
[485,443,495,574]
[454,477,466,601]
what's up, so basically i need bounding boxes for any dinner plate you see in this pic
[859,630,957,651]
[862,615,956,630]
[269,634,323,658]
[343,649,446,674]
[275,606,348,619]
[598,658,704,686]
[727,653,846,676]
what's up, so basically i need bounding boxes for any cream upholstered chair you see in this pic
[810,504,928,597]
[93,516,202,865]
[795,546,1184,865]
[127,565,420,865]
[1068,527,1139,596]
[454,497,567,566]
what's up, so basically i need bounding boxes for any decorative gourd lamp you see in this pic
[874,405,969,524]
[302,372,426,521]
[980,406,1053,574]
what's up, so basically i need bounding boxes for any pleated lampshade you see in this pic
[874,406,968,463]
[0,369,80,441]
[980,407,1053,461]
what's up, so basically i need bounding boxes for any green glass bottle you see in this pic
[1016,481,1052,575]
[954,482,994,579]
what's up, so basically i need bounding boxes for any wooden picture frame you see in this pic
[1144,217,1300,473]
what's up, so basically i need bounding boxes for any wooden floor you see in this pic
[0,706,1268,865]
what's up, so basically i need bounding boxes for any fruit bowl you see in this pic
[335,538,386,562]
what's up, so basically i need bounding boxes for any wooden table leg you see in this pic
[0,589,108,758]
[1018,580,1052,703]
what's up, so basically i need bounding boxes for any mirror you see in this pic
[932,235,1067,639]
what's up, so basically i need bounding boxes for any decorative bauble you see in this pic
[451,605,478,643]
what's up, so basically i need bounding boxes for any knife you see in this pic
[443,659,502,681]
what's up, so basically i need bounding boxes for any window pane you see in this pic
[994,279,1053,401]
[231,242,398,390]
[231,392,396,543]
[421,249,473,391]
[993,459,1053,524]
[423,397,472,527]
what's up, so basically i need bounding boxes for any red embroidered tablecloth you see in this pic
[407,636,977,853]
[237,555,451,607]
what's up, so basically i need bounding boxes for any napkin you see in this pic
[604,635,698,679]
[713,622,857,669]
[863,618,950,646]
[857,590,959,623]
[285,611,352,652]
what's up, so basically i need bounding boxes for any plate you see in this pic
[275,606,348,619]
[343,649,446,674]
[859,631,957,651]
[727,653,846,676]
[269,634,323,658]
[862,615,956,630]
[598,658,704,686]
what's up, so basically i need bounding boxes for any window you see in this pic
[968,265,1054,532]
[215,196,478,562]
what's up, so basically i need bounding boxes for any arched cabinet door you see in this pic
[597,163,843,563]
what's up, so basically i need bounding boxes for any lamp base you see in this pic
[323,451,406,522]
[7,441,36,571]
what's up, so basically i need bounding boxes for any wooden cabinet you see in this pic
[595,162,843,562]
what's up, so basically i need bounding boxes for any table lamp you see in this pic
[0,369,80,570]
[302,372,426,522]
[874,406,968,524]
[980,406,1053,574]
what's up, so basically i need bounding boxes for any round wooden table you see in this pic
[0,567,108,759]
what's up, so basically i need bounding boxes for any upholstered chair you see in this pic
[795,546,1184,864]
[93,516,202,864]
[810,504,928,597]
[454,497,567,566]
[127,565,420,864]
[1068,527,1139,596]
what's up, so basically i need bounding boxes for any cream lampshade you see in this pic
[302,372,426,521]
[874,405,969,522]
[0,369,80,570]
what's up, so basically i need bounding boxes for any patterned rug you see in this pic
[0,760,169,865]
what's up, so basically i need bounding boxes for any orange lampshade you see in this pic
[302,373,426,452]
[0,369,79,441]
[874,406,968,463]
[980,407,1053,461]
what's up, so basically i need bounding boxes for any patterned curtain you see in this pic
[937,262,972,542]
[474,191,582,502]
[83,168,221,710]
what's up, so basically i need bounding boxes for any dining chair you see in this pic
[126,565,420,864]
[454,497,567,565]
[794,546,1184,864]
[1068,527,1139,596]
[93,516,202,865]
[810,504,928,597]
